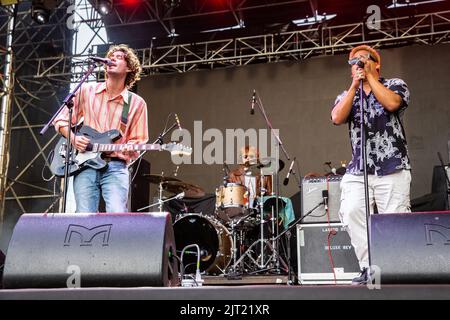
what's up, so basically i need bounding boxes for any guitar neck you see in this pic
[94,143,161,152]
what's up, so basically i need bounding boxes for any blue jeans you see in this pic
[73,160,129,213]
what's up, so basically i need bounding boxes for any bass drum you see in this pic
[173,214,232,275]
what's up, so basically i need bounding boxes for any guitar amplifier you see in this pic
[296,223,360,284]
[301,175,342,223]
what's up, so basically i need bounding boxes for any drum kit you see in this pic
[144,158,287,278]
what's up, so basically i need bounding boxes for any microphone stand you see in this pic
[136,191,184,212]
[437,152,450,210]
[282,159,302,285]
[128,121,179,211]
[359,77,372,271]
[253,90,291,274]
[129,121,178,169]
[39,62,98,213]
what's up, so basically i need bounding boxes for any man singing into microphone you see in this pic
[331,45,411,284]
[53,44,148,213]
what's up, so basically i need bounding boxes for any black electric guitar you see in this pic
[50,125,191,177]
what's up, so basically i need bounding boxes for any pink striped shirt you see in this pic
[53,82,149,163]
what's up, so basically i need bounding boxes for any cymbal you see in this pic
[143,174,181,184]
[258,158,286,174]
[162,181,205,198]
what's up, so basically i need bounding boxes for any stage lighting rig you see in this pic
[96,0,113,15]
[31,0,58,25]
[164,0,180,9]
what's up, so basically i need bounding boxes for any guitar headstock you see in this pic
[162,142,192,156]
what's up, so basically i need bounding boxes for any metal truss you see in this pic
[107,0,308,36]
[1,3,450,220]
[141,9,450,73]
[14,9,450,79]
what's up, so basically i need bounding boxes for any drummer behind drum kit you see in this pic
[144,158,288,279]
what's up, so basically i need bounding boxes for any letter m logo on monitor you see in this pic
[424,223,450,246]
[64,224,113,247]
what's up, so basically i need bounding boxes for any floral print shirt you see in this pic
[334,78,411,176]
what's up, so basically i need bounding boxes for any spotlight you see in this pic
[31,0,57,25]
[96,0,113,16]
[164,0,180,9]
[31,4,49,24]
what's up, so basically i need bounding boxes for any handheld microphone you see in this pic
[322,189,329,211]
[175,113,182,131]
[283,158,295,186]
[89,56,114,66]
[250,90,256,115]
[348,57,365,68]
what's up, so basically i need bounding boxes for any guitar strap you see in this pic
[119,93,131,135]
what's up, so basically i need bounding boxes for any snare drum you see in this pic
[215,183,248,221]
[216,183,248,208]
[173,214,232,275]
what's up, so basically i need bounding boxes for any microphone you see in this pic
[322,189,329,211]
[175,113,182,131]
[283,158,295,186]
[250,90,256,115]
[89,56,114,66]
[348,57,365,68]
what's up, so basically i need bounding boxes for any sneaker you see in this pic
[352,267,368,285]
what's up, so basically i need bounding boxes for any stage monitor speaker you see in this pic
[297,223,360,284]
[3,212,179,288]
[302,175,342,223]
[370,211,450,284]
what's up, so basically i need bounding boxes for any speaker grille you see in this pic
[301,175,342,223]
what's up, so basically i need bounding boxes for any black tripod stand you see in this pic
[437,152,450,210]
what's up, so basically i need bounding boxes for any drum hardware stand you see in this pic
[136,184,185,212]
[226,219,243,280]
[251,89,292,274]
[226,171,289,276]
[127,114,179,211]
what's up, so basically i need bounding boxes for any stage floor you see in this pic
[1,284,450,300]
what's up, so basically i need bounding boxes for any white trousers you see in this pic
[339,170,412,269]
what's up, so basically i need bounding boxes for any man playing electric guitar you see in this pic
[53,45,148,213]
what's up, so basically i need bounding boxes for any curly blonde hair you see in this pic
[106,44,142,89]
